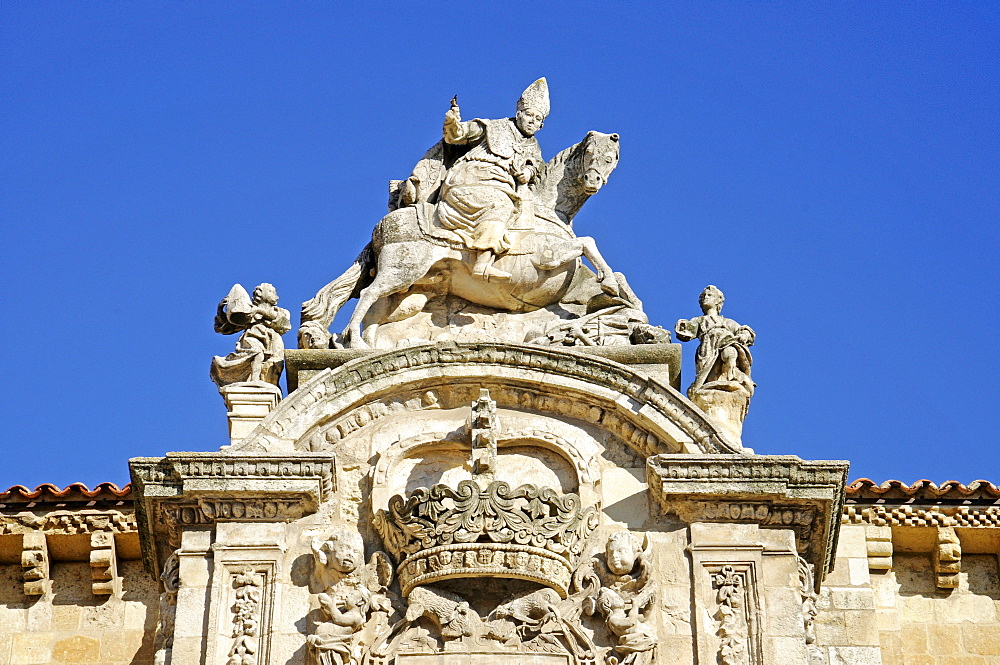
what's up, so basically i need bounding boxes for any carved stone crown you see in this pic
[373,480,599,598]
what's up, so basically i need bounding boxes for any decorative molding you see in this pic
[161,499,305,527]
[0,510,136,535]
[239,342,740,455]
[843,504,1000,528]
[647,455,849,581]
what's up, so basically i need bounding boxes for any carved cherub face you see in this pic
[606,532,639,575]
[315,530,365,574]
[516,107,545,136]
[252,283,279,306]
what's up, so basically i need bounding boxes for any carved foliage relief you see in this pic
[708,565,760,665]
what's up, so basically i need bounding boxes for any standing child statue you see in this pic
[675,285,756,445]
[210,283,291,389]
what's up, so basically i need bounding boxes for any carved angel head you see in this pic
[313,528,365,574]
[606,531,642,576]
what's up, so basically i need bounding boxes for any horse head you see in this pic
[580,131,620,195]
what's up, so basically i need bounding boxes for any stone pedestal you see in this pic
[220,382,282,445]
[690,387,751,445]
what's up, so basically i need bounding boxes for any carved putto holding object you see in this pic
[308,528,395,665]
[576,532,658,665]
[211,282,291,388]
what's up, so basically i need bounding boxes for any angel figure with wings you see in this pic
[574,531,658,665]
[307,528,396,665]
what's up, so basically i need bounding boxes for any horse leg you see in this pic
[577,236,620,296]
[342,243,443,348]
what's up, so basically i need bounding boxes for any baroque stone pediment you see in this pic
[229,342,741,456]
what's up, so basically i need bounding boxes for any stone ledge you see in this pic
[647,454,849,585]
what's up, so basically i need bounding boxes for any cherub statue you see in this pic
[674,285,755,397]
[575,532,657,665]
[307,529,395,665]
[210,283,291,388]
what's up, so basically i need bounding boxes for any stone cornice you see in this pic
[242,341,741,455]
[129,453,335,574]
[647,455,850,585]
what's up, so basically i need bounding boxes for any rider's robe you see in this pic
[435,117,543,254]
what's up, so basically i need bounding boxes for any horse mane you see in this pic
[535,139,584,214]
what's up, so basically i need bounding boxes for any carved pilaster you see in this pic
[226,569,266,665]
[712,565,756,665]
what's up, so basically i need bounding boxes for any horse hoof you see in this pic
[341,331,370,350]
[600,276,620,297]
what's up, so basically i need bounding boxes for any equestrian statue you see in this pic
[299,78,639,350]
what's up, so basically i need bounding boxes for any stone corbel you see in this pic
[21,532,50,596]
[934,526,961,589]
[864,525,893,571]
[90,530,120,595]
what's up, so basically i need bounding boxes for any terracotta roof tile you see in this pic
[846,478,1000,501]
[0,482,132,504]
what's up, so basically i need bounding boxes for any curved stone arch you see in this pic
[369,426,602,512]
[233,342,742,455]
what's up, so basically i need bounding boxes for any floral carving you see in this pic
[712,566,750,665]
[227,569,264,665]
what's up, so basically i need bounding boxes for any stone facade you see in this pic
[4,458,998,665]
[4,81,994,665]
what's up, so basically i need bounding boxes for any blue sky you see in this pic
[2,2,997,490]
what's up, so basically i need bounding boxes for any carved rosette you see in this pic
[373,480,598,597]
